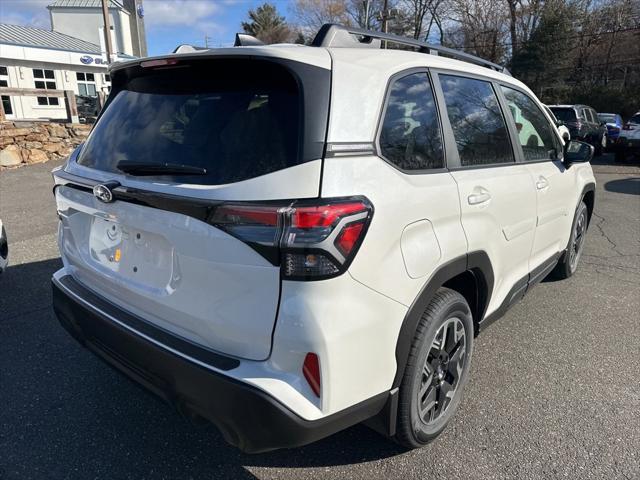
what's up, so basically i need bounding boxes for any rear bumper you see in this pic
[52,273,387,453]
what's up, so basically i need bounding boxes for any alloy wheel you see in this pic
[418,317,466,425]
[569,208,587,271]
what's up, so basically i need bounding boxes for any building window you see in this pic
[0,66,12,115]
[76,72,97,97]
[33,69,59,106]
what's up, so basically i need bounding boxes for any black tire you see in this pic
[594,134,606,157]
[551,200,589,280]
[396,288,474,449]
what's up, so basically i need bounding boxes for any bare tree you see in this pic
[291,0,352,35]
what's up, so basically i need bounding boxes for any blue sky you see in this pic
[0,0,296,55]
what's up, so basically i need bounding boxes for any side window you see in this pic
[33,68,59,106]
[379,72,444,170]
[439,75,514,166]
[500,86,561,162]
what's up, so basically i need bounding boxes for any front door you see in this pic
[498,85,576,272]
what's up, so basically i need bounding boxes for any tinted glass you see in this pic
[37,97,47,105]
[598,114,615,122]
[0,79,8,87]
[0,66,7,76]
[629,114,640,124]
[44,70,54,79]
[440,75,513,166]
[33,69,43,79]
[76,72,84,81]
[1,96,12,115]
[35,81,45,89]
[501,86,560,161]
[87,73,95,81]
[78,60,303,185]
[379,73,443,170]
[550,108,576,122]
[50,97,59,106]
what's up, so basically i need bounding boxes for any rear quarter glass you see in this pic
[77,58,331,185]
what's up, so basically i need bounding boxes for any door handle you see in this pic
[536,177,549,190]
[468,191,491,205]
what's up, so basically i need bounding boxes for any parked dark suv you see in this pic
[548,104,608,155]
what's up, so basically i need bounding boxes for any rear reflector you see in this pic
[302,353,321,397]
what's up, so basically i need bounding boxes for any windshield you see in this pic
[549,108,577,122]
[629,114,640,125]
[598,114,615,122]
[77,58,329,185]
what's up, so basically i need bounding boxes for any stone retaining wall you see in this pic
[0,121,91,169]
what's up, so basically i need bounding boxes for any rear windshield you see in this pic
[78,59,323,185]
[549,108,577,122]
[598,114,615,122]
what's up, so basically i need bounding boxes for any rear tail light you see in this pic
[211,197,373,280]
[302,353,321,397]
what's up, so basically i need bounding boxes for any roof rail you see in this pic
[234,33,264,47]
[311,24,510,76]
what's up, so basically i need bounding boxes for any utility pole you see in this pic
[204,35,211,48]
[101,0,114,63]
[377,0,396,49]
[381,0,389,34]
[363,0,370,29]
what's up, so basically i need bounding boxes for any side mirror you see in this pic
[564,140,594,167]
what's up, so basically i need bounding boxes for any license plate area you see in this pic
[89,216,174,291]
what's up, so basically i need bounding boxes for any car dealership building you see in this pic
[0,0,146,121]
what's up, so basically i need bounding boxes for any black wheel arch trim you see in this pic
[391,251,494,389]
[579,182,596,225]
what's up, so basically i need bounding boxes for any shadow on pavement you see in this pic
[0,257,62,320]
[604,177,640,196]
[1,259,405,479]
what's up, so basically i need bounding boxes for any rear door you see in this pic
[499,85,575,273]
[55,53,332,361]
[435,73,537,314]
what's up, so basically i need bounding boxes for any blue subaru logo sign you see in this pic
[80,55,94,65]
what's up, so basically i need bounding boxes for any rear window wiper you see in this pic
[116,161,207,176]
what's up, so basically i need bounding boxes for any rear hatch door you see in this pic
[55,51,331,361]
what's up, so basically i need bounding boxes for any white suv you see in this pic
[52,24,596,453]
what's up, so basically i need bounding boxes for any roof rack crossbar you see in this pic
[312,24,510,75]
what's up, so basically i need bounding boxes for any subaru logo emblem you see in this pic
[93,184,115,203]
[80,55,94,65]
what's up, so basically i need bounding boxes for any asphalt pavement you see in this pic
[1,157,639,480]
